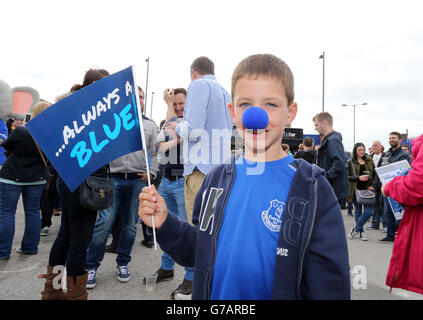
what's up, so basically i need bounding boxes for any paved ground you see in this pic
[0,199,422,300]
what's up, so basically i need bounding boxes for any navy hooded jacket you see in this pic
[316,131,350,201]
[156,155,351,300]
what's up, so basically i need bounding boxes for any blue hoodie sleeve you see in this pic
[301,174,351,299]
[155,174,208,268]
[156,211,197,268]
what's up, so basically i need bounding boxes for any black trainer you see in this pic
[143,268,174,284]
[366,225,379,230]
[141,240,154,248]
[171,279,192,300]
[377,236,395,243]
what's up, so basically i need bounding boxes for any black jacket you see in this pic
[372,148,410,192]
[0,126,49,182]
[316,131,349,201]
[294,149,316,164]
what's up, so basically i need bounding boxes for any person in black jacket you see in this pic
[0,102,51,260]
[294,136,316,164]
[312,112,350,205]
[38,69,110,300]
[374,132,410,243]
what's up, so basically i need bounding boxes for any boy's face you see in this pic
[228,76,297,158]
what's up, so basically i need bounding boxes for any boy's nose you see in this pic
[242,106,268,130]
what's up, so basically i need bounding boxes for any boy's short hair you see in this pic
[231,54,294,105]
[173,88,187,96]
[312,112,333,127]
[389,131,402,139]
[191,56,214,76]
[281,143,290,152]
[303,137,314,148]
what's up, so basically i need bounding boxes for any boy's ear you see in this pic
[286,102,298,127]
[228,102,236,122]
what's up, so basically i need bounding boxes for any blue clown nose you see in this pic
[241,106,269,130]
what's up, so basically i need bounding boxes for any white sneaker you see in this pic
[360,232,368,241]
[117,265,131,282]
[86,269,97,289]
[175,293,192,300]
[40,226,49,236]
[348,228,360,239]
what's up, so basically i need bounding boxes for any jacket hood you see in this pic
[412,134,423,159]
[291,157,325,184]
[328,131,343,141]
[320,131,343,149]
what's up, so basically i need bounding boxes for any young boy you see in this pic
[138,54,350,300]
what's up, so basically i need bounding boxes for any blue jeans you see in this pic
[383,197,398,239]
[370,193,386,229]
[158,177,194,281]
[86,178,145,269]
[0,182,45,258]
[353,194,373,233]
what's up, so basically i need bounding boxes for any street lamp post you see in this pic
[341,102,368,147]
[319,52,325,112]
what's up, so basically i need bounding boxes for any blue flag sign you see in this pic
[26,66,144,192]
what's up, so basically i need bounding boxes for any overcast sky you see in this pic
[1,0,422,152]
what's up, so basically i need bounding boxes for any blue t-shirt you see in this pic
[211,154,296,300]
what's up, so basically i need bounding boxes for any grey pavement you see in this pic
[1,198,422,300]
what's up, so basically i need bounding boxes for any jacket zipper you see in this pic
[297,178,318,291]
[207,168,235,299]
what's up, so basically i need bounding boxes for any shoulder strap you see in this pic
[349,159,357,176]
[31,136,48,167]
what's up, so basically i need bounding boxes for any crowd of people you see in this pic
[0,53,422,300]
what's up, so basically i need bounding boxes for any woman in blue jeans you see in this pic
[0,102,51,260]
[36,68,110,300]
[347,143,375,241]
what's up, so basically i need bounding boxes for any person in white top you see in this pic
[371,141,384,168]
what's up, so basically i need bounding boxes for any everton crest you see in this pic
[261,199,285,232]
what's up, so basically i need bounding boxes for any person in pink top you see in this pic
[382,134,423,294]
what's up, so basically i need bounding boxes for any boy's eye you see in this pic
[265,103,277,108]
[239,102,251,108]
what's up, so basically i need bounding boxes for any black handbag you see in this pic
[79,175,114,211]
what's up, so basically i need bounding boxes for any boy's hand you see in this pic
[138,185,168,229]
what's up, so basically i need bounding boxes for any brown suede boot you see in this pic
[66,272,88,300]
[37,266,66,300]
